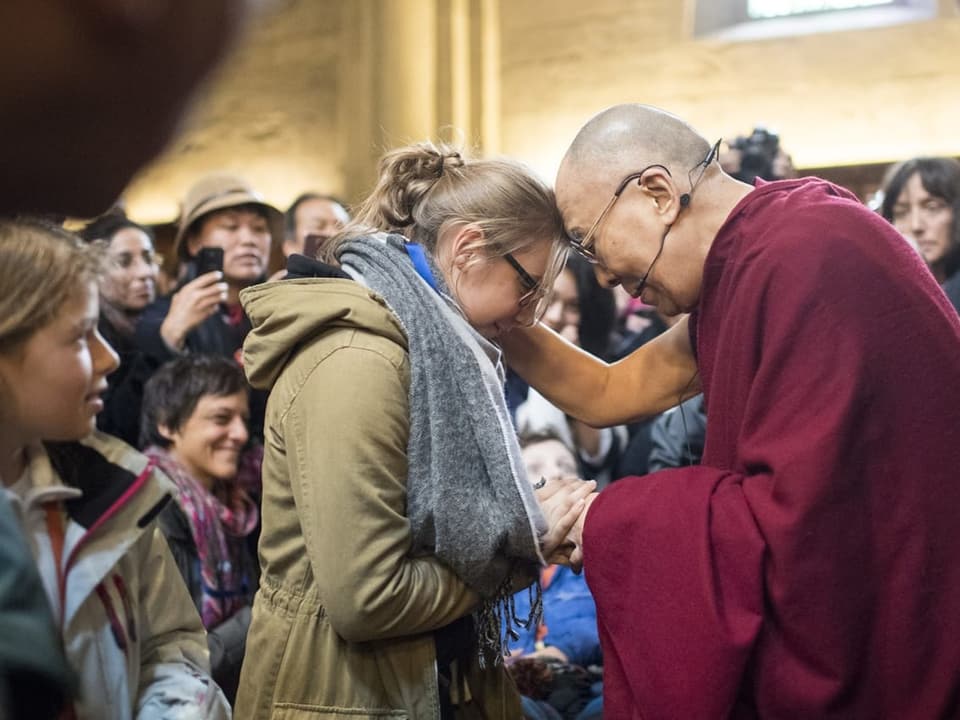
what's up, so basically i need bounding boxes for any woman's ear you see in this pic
[157,423,178,444]
[447,224,486,271]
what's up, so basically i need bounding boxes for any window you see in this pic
[747,0,894,19]
[695,0,937,40]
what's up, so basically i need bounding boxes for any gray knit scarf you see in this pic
[338,234,545,661]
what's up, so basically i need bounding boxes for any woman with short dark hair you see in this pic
[141,354,258,704]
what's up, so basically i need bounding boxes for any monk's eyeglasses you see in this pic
[566,139,723,265]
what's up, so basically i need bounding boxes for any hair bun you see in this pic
[440,151,464,175]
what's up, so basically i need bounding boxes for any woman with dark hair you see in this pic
[880,157,960,312]
[141,354,258,704]
[79,211,160,445]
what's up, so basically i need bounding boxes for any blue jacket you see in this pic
[508,565,601,667]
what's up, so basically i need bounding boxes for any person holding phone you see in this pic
[135,173,283,440]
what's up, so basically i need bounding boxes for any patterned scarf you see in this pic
[144,446,258,628]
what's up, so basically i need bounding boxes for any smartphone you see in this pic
[302,233,322,258]
[194,246,224,276]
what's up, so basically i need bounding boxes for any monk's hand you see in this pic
[565,493,599,574]
[535,476,596,560]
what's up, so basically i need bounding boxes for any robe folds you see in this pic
[583,178,960,719]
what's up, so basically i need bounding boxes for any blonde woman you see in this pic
[0,218,229,720]
[236,143,593,719]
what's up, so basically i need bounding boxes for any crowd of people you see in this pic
[1,2,960,718]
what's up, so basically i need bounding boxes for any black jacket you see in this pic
[157,502,255,705]
[134,293,266,440]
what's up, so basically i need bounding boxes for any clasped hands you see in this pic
[535,476,598,573]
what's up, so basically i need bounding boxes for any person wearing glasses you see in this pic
[501,104,960,718]
[232,141,595,719]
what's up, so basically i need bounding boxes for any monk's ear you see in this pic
[639,168,683,223]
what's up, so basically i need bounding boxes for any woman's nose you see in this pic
[542,299,564,329]
[92,328,120,376]
[229,416,249,445]
[132,257,156,279]
[908,205,926,235]
[515,302,539,328]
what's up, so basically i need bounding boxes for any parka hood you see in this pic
[240,278,408,391]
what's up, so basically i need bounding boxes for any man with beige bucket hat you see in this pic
[134,172,283,439]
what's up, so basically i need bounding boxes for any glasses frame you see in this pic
[567,139,723,265]
[503,252,539,308]
[569,164,671,265]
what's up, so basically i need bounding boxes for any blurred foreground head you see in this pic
[0,0,257,217]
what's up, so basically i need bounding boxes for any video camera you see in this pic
[729,127,781,184]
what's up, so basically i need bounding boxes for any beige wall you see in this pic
[123,0,960,224]
[124,0,346,224]
[124,0,502,225]
[499,0,960,182]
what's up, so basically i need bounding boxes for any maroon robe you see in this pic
[583,178,960,719]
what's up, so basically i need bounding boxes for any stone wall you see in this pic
[122,0,960,227]
[499,0,960,181]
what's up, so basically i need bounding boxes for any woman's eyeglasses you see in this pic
[503,252,539,308]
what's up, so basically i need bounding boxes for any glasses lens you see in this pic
[567,239,598,264]
[520,243,570,325]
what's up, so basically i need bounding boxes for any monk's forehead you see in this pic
[556,161,614,232]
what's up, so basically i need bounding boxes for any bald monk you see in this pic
[502,104,960,718]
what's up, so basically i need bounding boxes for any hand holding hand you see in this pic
[565,492,598,574]
[535,476,596,561]
[160,271,228,351]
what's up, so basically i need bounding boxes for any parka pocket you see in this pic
[272,702,407,719]
[270,610,412,713]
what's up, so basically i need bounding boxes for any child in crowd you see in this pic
[234,142,594,719]
[510,431,603,720]
[142,354,259,704]
[0,217,229,720]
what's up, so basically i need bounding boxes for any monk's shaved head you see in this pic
[561,104,712,186]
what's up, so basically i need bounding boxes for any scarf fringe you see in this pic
[476,573,543,668]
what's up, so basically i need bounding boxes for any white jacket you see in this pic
[6,432,230,720]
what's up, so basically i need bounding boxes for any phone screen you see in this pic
[302,233,321,258]
[194,247,224,276]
